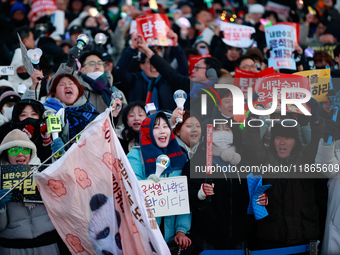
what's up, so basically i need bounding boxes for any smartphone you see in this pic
[199,46,207,55]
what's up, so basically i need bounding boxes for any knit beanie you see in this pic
[10,1,28,16]
[0,91,21,110]
[0,129,38,161]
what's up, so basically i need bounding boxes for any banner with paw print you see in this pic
[35,109,170,255]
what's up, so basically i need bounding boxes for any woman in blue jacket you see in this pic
[127,112,192,251]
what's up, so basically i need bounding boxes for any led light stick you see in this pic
[173,90,187,124]
[155,155,170,177]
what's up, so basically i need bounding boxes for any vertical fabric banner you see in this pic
[265,24,296,70]
[35,110,170,255]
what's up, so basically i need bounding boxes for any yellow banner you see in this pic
[294,69,330,102]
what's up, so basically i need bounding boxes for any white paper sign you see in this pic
[139,176,190,217]
[266,1,290,19]
[220,23,255,48]
[265,24,296,70]
[0,66,14,75]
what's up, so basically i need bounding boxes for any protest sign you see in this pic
[234,67,275,94]
[265,24,296,70]
[275,22,299,45]
[139,176,189,217]
[35,110,170,255]
[1,165,47,202]
[309,43,338,58]
[254,73,310,114]
[294,69,330,102]
[189,55,211,77]
[266,1,290,19]
[136,14,173,46]
[0,66,14,76]
[28,0,57,23]
[220,22,255,48]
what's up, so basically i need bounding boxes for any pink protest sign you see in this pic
[136,14,173,46]
[35,110,170,255]
[254,73,311,114]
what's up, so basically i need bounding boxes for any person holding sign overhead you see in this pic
[127,112,191,252]
[0,129,61,255]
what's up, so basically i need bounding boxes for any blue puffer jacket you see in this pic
[127,146,191,243]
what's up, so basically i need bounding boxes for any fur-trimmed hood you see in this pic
[0,129,40,164]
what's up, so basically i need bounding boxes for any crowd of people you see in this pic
[1,0,340,254]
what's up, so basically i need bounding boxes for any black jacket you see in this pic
[115,47,189,111]
[182,143,248,249]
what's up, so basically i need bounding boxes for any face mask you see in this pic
[86,71,104,80]
[3,106,14,121]
[184,13,192,18]
[213,131,233,149]
[11,117,41,141]
[18,72,30,80]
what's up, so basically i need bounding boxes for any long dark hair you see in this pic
[10,99,44,124]
[121,101,146,142]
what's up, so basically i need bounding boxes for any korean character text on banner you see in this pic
[294,69,331,102]
[136,14,173,47]
[220,23,255,48]
[265,25,296,70]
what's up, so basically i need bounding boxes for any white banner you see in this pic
[220,22,255,48]
[35,110,170,255]
[139,176,190,217]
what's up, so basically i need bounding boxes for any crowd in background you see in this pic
[1,0,340,254]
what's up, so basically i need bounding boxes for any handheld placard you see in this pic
[44,111,62,140]
[155,155,170,177]
[173,90,187,125]
[326,66,338,145]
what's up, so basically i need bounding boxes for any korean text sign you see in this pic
[220,22,255,48]
[139,176,189,217]
[234,67,275,94]
[189,55,211,77]
[136,14,173,46]
[254,73,310,114]
[1,165,45,202]
[265,24,296,70]
[294,69,330,102]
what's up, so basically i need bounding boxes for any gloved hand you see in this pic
[51,137,65,159]
[22,125,34,139]
[0,189,12,209]
[40,123,52,146]
[293,50,302,66]
[66,46,81,68]
[147,174,161,183]
[252,91,259,102]
[257,193,268,206]
[307,97,321,124]
[263,48,272,65]
[198,183,214,200]
[221,146,241,165]
[324,119,338,143]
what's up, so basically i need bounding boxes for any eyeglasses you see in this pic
[240,64,257,71]
[8,147,31,157]
[194,65,208,71]
[83,61,105,67]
